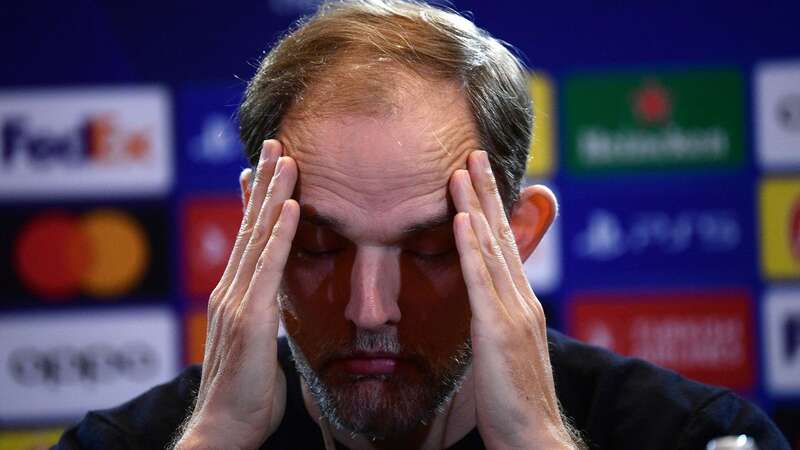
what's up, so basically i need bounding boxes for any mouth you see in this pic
[329,352,410,376]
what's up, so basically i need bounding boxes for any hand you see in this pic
[174,140,300,450]
[449,151,580,450]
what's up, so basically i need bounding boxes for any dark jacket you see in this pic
[53,329,791,449]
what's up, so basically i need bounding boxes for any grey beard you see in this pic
[285,329,472,441]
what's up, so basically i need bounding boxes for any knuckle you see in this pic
[521,299,546,329]
[221,299,241,326]
[482,173,499,195]
[237,214,256,240]
[270,219,284,241]
[250,220,271,246]
[479,234,502,260]
[209,282,227,301]
[491,240,504,260]
[266,171,281,194]
[496,224,515,245]
[211,299,230,324]
[208,291,224,309]
[264,182,276,202]
[237,216,252,236]
[209,283,236,311]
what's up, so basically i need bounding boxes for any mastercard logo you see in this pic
[13,209,149,300]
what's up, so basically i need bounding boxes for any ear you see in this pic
[239,168,253,212]
[509,184,557,263]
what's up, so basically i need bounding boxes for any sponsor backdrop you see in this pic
[2,0,799,447]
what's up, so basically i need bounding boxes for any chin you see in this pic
[326,376,437,439]
[286,333,472,440]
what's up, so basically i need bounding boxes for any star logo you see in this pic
[632,80,672,126]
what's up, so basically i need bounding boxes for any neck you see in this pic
[300,368,477,450]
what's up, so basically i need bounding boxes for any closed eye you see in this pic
[405,247,456,261]
[294,247,343,257]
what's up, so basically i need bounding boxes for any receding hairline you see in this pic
[282,62,469,125]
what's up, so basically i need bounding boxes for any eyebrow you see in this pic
[300,210,345,230]
[401,213,453,235]
[299,209,453,238]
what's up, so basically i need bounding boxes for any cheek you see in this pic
[398,257,471,349]
[282,252,354,344]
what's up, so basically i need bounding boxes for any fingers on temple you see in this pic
[450,171,518,316]
[240,199,300,337]
[466,151,529,290]
[219,140,283,288]
[453,212,503,323]
[230,155,298,297]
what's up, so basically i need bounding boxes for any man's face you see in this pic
[277,76,482,438]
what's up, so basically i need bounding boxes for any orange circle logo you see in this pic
[14,209,149,300]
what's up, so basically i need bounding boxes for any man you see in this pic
[55,1,789,449]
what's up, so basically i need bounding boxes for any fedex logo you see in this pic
[764,288,800,396]
[2,115,151,167]
[0,87,172,198]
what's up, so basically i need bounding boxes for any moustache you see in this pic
[319,329,426,371]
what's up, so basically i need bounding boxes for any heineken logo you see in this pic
[565,70,744,173]
[576,126,729,167]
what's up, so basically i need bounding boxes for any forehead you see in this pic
[278,77,481,241]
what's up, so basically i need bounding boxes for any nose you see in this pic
[344,246,401,330]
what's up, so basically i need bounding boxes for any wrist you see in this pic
[526,425,585,450]
[173,430,239,450]
[173,414,256,450]
[486,422,584,450]
[172,422,237,450]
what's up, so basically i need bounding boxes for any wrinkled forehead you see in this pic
[278,77,481,241]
